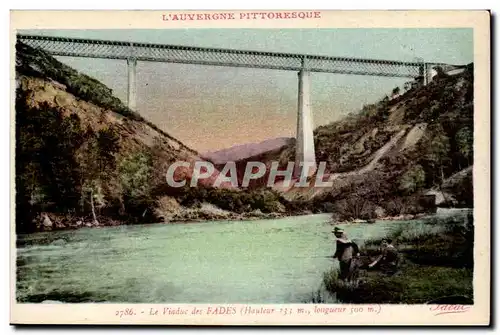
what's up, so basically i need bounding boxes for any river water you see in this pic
[16,214,420,303]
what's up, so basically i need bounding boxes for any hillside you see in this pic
[274,63,474,219]
[14,40,474,231]
[15,42,211,232]
[14,42,292,232]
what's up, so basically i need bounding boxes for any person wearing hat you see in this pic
[332,227,360,281]
[368,238,400,274]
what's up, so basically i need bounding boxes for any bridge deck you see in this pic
[17,34,430,78]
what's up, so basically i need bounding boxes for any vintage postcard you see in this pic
[10,10,490,325]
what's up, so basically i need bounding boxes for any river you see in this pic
[16,214,421,303]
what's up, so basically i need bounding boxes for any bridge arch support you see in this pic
[127,57,137,111]
[294,69,316,179]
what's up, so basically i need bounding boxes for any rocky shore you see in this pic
[332,213,429,225]
[32,204,289,232]
[32,204,466,232]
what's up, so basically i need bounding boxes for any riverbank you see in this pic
[31,204,470,233]
[332,213,428,225]
[29,209,426,232]
[331,207,472,225]
[323,213,474,304]
[31,206,295,232]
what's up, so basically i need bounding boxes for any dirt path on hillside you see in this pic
[278,128,409,199]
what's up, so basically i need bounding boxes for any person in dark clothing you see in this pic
[368,238,400,274]
[332,227,360,281]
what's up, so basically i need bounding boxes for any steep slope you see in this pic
[15,42,233,232]
[264,64,474,219]
[15,40,474,229]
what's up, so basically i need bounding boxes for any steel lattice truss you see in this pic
[17,34,427,78]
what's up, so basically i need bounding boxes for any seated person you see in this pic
[368,238,399,273]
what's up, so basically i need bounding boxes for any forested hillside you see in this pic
[14,40,474,232]
[14,42,291,232]
[278,64,474,219]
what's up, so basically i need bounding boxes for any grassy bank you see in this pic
[323,213,474,304]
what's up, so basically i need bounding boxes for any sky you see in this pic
[20,29,473,152]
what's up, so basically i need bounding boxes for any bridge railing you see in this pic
[17,34,426,78]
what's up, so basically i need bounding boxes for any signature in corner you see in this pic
[426,295,473,316]
[429,304,472,316]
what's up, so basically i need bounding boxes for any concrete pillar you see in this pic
[425,63,435,85]
[418,63,426,87]
[127,58,137,110]
[419,62,435,86]
[294,69,317,179]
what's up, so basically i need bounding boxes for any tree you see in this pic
[391,86,400,98]
[78,129,102,223]
[118,151,154,218]
[404,81,412,92]
[97,128,120,170]
[399,165,426,194]
[455,127,473,166]
[77,126,120,223]
[15,95,83,218]
[429,101,442,121]
[424,125,451,185]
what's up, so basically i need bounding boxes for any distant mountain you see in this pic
[202,137,293,164]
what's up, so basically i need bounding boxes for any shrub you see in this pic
[399,165,426,194]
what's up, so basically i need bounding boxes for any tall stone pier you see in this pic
[127,57,137,110]
[424,63,436,85]
[419,62,435,86]
[294,69,317,179]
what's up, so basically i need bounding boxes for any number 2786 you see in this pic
[115,308,136,318]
